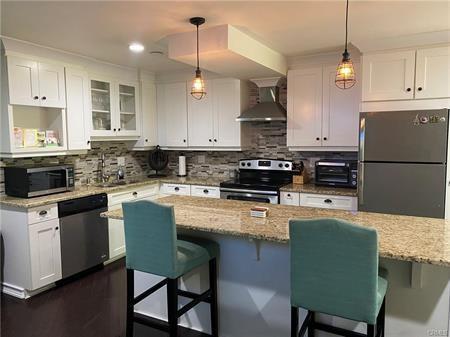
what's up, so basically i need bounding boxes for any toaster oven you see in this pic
[315,160,357,188]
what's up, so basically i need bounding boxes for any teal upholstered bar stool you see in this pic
[123,200,219,337]
[289,218,387,337]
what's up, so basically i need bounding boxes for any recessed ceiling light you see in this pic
[129,42,145,53]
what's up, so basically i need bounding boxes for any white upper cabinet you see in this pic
[212,78,242,147]
[287,67,323,148]
[132,79,157,149]
[188,80,214,147]
[415,46,450,99]
[362,50,415,101]
[7,56,66,108]
[287,65,360,151]
[65,67,91,151]
[362,45,450,102]
[322,64,360,148]
[157,82,188,147]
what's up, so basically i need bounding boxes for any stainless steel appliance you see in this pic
[4,165,75,198]
[315,159,357,188]
[220,159,293,204]
[359,108,449,218]
[58,194,109,278]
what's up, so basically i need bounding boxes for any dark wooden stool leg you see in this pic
[308,311,315,337]
[379,298,386,337]
[209,258,219,337]
[126,269,134,337]
[167,278,178,337]
[291,306,299,337]
[367,324,375,337]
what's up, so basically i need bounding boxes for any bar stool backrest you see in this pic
[123,200,177,277]
[289,218,379,324]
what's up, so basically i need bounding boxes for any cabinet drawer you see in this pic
[108,184,159,206]
[280,192,300,206]
[299,193,357,211]
[161,183,191,196]
[191,185,220,198]
[28,204,58,225]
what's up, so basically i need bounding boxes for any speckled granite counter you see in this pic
[280,183,358,197]
[0,175,223,209]
[103,195,450,267]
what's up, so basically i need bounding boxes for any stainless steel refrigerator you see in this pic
[359,109,449,218]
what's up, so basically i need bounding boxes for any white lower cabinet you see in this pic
[299,193,357,211]
[29,218,62,290]
[280,191,300,206]
[107,185,159,261]
[191,185,220,198]
[161,183,191,196]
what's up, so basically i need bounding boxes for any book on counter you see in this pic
[250,206,269,218]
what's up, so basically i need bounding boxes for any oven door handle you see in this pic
[219,188,278,195]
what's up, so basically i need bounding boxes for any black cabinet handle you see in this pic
[323,137,327,141]
[33,96,39,100]
[174,187,180,191]
[287,193,291,197]
[324,199,333,204]
[118,128,121,131]
[39,210,48,216]
[41,96,46,100]
[145,139,148,142]
[209,139,212,142]
[183,139,186,143]
[214,139,217,142]
[113,128,116,131]
[316,137,320,141]
[55,227,59,231]
[406,88,411,92]
[132,192,138,196]
[418,87,423,91]
[203,189,209,194]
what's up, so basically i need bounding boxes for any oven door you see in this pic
[27,167,70,197]
[220,188,279,204]
[315,163,350,187]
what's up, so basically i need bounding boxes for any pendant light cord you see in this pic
[344,0,349,54]
[196,23,200,71]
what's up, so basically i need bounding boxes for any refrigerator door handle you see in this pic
[359,117,366,161]
[359,162,364,206]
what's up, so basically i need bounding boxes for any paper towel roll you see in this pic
[178,155,187,176]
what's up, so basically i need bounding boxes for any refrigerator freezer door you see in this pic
[360,109,448,163]
[359,162,446,218]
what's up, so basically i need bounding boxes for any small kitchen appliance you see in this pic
[220,159,294,204]
[148,145,169,177]
[315,159,357,188]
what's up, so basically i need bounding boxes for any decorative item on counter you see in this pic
[45,130,59,147]
[178,154,187,177]
[292,161,309,184]
[250,206,269,218]
[23,128,38,147]
[36,131,46,147]
[13,127,23,148]
[147,145,169,177]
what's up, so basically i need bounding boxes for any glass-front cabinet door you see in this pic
[90,79,114,136]
[118,83,139,136]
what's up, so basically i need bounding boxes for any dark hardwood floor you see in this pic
[1,259,207,337]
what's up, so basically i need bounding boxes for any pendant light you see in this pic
[335,0,356,89]
[190,17,206,100]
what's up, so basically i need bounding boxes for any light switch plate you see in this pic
[117,157,125,166]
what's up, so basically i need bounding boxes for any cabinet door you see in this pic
[322,64,360,148]
[287,67,323,147]
[7,56,40,106]
[362,50,415,101]
[108,204,126,260]
[415,46,450,99]
[118,81,140,136]
[38,62,66,108]
[29,218,62,290]
[90,77,115,137]
[65,68,91,150]
[157,82,188,147]
[134,79,157,148]
[213,79,241,147]
[188,80,214,147]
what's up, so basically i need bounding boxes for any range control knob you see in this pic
[247,162,251,167]
[241,162,246,167]
[278,163,283,168]
[285,163,290,168]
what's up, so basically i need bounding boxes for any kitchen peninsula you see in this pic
[103,195,450,337]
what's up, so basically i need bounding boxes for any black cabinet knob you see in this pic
[113,128,116,131]
[214,139,217,142]
[55,227,59,230]
[323,137,327,141]
[41,96,46,100]
[209,139,212,142]
[183,139,186,143]
[316,137,320,141]
[406,88,411,92]
[118,128,121,131]
[418,87,423,91]
[145,139,148,142]
[87,140,91,144]
[33,96,39,100]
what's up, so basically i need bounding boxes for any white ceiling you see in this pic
[1,1,449,74]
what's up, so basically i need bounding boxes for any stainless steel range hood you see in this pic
[237,77,286,122]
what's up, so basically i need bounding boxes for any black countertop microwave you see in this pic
[4,165,75,198]
[314,159,357,189]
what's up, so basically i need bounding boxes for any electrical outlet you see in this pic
[198,155,206,164]
[117,157,125,166]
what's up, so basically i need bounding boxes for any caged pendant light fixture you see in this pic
[190,17,206,100]
[335,0,356,89]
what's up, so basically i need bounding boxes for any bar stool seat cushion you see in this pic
[175,236,219,278]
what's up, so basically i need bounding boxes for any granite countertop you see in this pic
[280,183,358,197]
[102,195,450,267]
[0,175,222,209]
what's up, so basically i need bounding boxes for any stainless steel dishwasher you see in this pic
[58,193,109,278]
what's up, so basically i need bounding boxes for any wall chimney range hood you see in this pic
[236,77,286,122]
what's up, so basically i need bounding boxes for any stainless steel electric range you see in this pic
[220,159,294,204]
